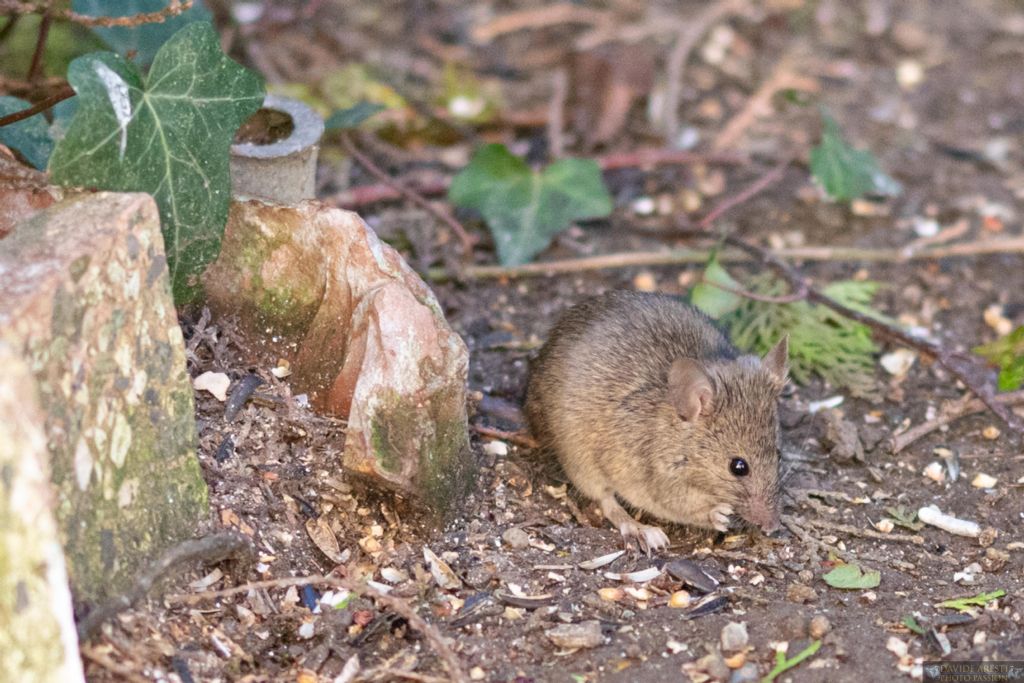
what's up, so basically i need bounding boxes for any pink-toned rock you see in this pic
[203,199,471,512]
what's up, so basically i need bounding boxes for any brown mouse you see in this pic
[524,291,787,552]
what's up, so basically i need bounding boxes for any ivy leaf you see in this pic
[0,96,54,169]
[49,22,265,303]
[449,143,612,266]
[324,102,386,131]
[901,615,926,635]
[811,112,902,201]
[822,563,880,589]
[72,0,212,66]
[691,252,742,319]
[974,326,1024,391]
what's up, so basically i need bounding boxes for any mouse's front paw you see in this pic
[618,520,669,555]
[708,503,733,532]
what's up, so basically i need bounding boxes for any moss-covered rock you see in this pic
[0,192,208,606]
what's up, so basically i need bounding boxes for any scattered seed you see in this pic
[972,473,998,488]
[603,566,662,583]
[875,519,895,533]
[665,558,720,593]
[809,615,831,638]
[578,550,626,570]
[982,425,1001,440]
[668,590,692,609]
[423,546,462,590]
[923,461,945,483]
[598,587,624,602]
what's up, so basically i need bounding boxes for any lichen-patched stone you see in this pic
[203,200,472,516]
[0,192,208,605]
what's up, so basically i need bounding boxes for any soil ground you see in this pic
[80,1,1023,682]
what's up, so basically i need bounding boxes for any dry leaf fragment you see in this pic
[305,517,345,563]
[423,546,462,590]
[194,371,231,400]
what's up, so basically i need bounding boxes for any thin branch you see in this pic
[662,0,751,141]
[0,83,73,127]
[26,10,49,82]
[169,574,469,683]
[0,0,193,27]
[889,390,1024,453]
[674,229,1024,434]
[425,237,1024,281]
[470,3,612,43]
[77,531,252,642]
[340,132,477,256]
[698,157,791,229]
[331,148,745,209]
[712,55,820,151]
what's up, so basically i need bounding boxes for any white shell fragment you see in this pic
[193,371,231,401]
[880,349,917,377]
[603,566,662,583]
[578,550,626,570]
[972,473,998,489]
[918,505,981,538]
[807,395,844,414]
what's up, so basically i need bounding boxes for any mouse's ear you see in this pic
[762,335,789,391]
[668,358,714,421]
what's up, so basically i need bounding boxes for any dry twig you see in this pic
[0,0,193,27]
[662,0,752,141]
[170,575,469,683]
[712,55,820,151]
[889,390,1024,453]
[0,84,74,128]
[426,237,1024,281]
[471,4,612,43]
[472,424,539,449]
[341,132,477,256]
[77,531,252,641]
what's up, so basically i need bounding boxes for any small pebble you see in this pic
[545,620,603,649]
[720,622,749,652]
[786,583,818,604]
[809,615,832,638]
[598,587,624,602]
[730,663,760,683]
[501,527,530,550]
[982,425,1001,441]
[470,667,486,681]
[875,519,895,533]
[923,461,945,483]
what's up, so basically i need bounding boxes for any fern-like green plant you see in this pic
[716,275,884,397]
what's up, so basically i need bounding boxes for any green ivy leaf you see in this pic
[691,252,742,319]
[49,22,264,303]
[0,96,54,169]
[810,112,902,201]
[449,143,612,265]
[823,563,880,589]
[901,615,926,635]
[974,326,1024,391]
[324,101,386,131]
[72,0,212,66]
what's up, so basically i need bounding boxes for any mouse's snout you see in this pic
[744,498,781,534]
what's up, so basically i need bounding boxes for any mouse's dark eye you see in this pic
[729,458,749,477]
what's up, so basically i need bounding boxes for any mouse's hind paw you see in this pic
[618,520,669,555]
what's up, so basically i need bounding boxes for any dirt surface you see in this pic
[79,1,1024,682]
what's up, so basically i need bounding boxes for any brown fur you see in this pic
[525,291,786,538]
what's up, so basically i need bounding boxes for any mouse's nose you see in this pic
[745,500,780,534]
